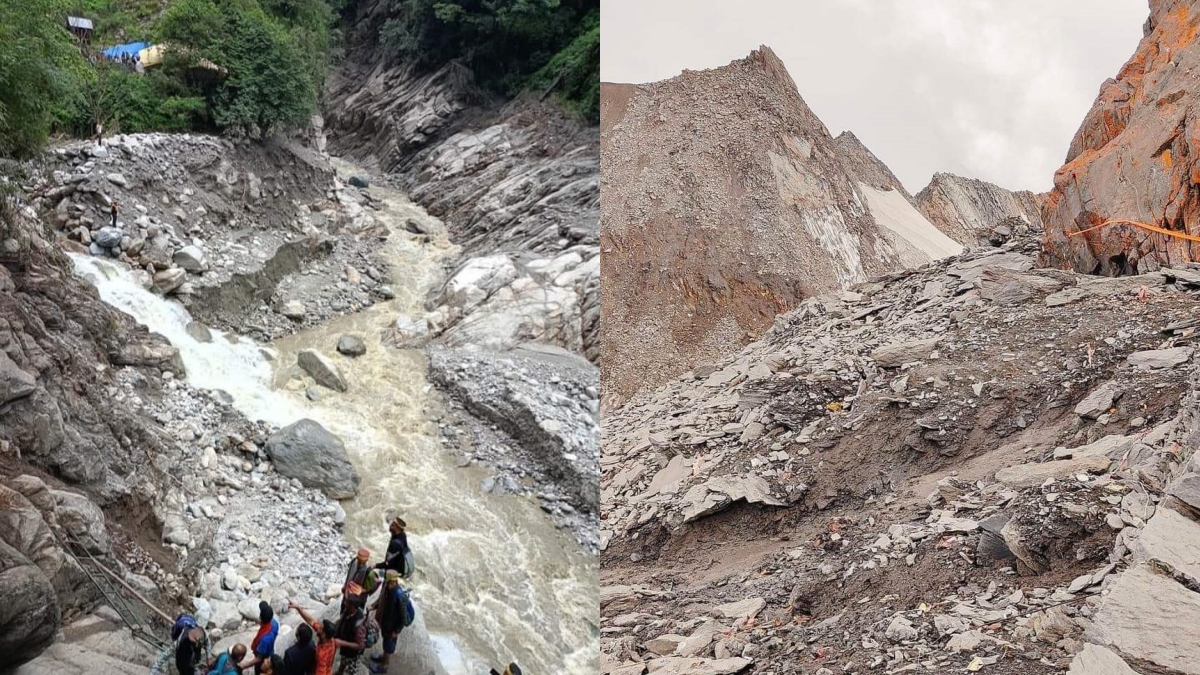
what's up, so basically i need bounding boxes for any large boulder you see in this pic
[0,350,36,405]
[0,485,62,577]
[52,490,110,555]
[151,268,186,295]
[173,246,208,273]
[297,349,348,392]
[0,539,59,670]
[264,420,359,499]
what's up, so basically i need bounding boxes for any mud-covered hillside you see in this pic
[600,232,1200,675]
[600,48,978,408]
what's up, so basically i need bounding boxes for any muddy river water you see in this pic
[72,162,598,674]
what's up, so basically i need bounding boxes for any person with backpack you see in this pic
[241,601,280,674]
[209,644,248,674]
[374,517,414,579]
[333,595,370,675]
[344,548,372,602]
[368,571,414,674]
[174,624,206,675]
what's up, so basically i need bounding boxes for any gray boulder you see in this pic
[348,175,369,188]
[0,351,36,405]
[0,485,62,577]
[94,227,122,249]
[1128,347,1193,370]
[173,246,207,273]
[52,490,111,555]
[0,539,59,670]
[297,349,348,392]
[871,337,942,367]
[336,335,366,357]
[151,268,186,295]
[264,420,359,499]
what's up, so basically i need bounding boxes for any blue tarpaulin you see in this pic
[101,42,150,59]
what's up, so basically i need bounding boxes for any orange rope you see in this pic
[1067,218,1200,243]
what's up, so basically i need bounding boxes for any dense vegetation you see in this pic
[377,0,599,121]
[0,0,598,158]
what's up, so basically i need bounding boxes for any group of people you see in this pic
[88,49,145,72]
[174,518,418,675]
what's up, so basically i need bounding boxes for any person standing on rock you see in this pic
[333,595,369,675]
[94,120,104,147]
[110,201,119,228]
[368,570,413,675]
[344,547,372,602]
[174,625,206,675]
[282,622,318,675]
[289,601,355,675]
[242,601,281,674]
[374,517,413,578]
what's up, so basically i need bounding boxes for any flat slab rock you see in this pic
[713,597,765,620]
[1127,346,1193,370]
[1066,643,1139,674]
[645,656,753,674]
[870,337,941,367]
[1085,563,1200,675]
[1134,504,1200,581]
[994,453,1111,488]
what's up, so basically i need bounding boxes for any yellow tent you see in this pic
[137,43,223,72]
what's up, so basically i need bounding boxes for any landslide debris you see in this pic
[601,233,1200,674]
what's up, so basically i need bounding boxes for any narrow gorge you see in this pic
[0,3,599,674]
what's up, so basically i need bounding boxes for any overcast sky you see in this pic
[601,0,1147,193]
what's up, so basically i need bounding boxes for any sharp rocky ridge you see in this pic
[600,46,1038,408]
[601,14,1200,675]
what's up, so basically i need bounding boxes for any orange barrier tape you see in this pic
[1067,218,1200,244]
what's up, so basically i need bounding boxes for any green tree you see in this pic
[376,0,598,120]
[158,0,319,135]
[0,0,89,157]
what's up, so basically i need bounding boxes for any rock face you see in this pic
[324,0,598,362]
[602,47,963,403]
[0,539,60,670]
[264,419,360,499]
[1042,0,1200,275]
[914,173,1044,246]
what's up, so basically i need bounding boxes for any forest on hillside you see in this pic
[0,0,598,158]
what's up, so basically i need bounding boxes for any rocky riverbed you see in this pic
[1,122,598,675]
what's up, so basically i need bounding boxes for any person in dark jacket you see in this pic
[374,517,409,575]
[282,622,317,675]
[344,547,371,602]
[367,571,409,674]
[333,595,368,675]
[175,626,205,675]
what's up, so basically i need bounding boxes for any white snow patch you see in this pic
[859,184,963,262]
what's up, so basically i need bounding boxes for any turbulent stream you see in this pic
[70,166,598,675]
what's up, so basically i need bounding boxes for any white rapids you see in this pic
[68,170,597,675]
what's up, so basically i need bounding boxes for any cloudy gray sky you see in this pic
[601,0,1147,193]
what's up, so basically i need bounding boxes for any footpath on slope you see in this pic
[600,235,1200,674]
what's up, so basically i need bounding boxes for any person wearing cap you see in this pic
[344,547,371,602]
[374,518,410,575]
[368,570,410,674]
[242,601,280,674]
